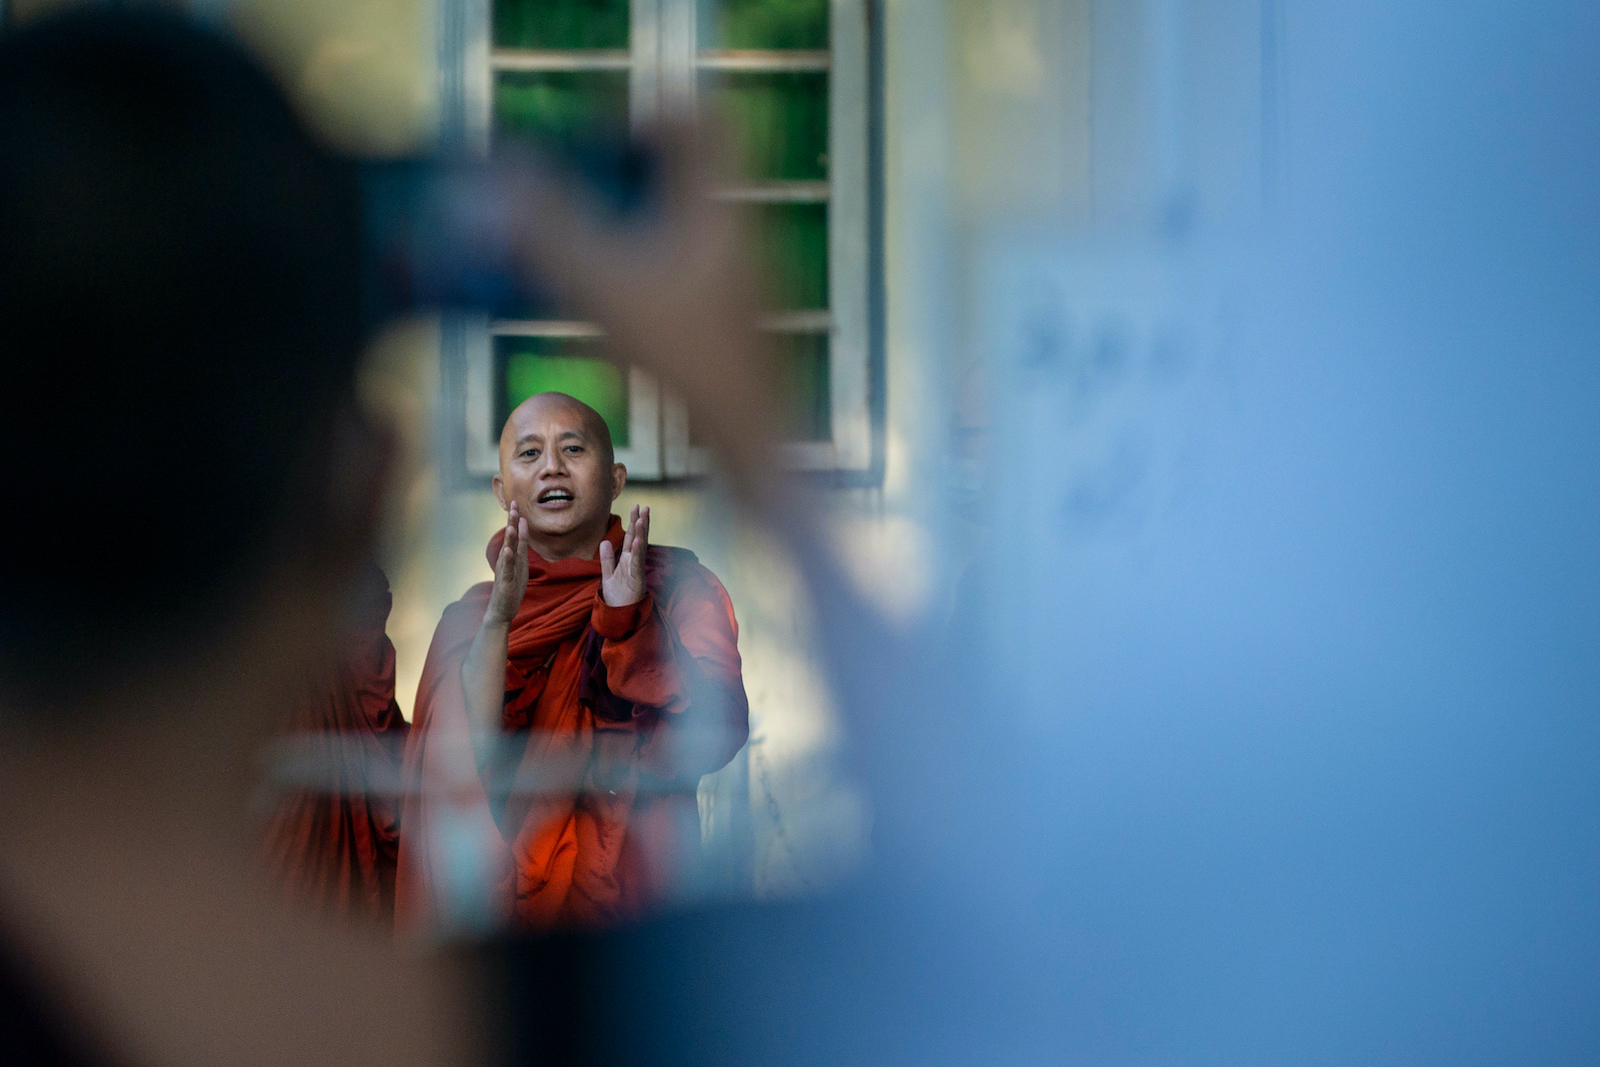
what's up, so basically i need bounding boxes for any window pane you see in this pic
[773,332,831,441]
[708,71,828,181]
[494,71,630,150]
[703,0,828,50]
[753,203,828,309]
[497,336,630,450]
[494,0,629,49]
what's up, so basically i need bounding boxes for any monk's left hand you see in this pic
[600,504,649,607]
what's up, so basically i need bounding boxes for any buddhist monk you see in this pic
[260,562,409,923]
[396,393,749,932]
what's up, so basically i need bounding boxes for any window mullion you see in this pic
[659,0,698,118]
[655,0,698,476]
[629,0,675,478]
[827,0,871,470]
[491,49,631,72]
[629,0,660,127]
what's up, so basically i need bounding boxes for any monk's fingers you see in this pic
[599,538,616,581]
[628,524,646,577]
[638,505,650,549]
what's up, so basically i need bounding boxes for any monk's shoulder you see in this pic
[430,582,493,643]
[645,546,733,612]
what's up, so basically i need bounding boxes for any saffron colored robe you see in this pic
[395,517,748,931]
[261,564,409,921]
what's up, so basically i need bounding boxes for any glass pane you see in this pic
[752,203,828,309]
[773,332,831,441]
[497,336,631,450]
[703,0,828,50]
[708,71,828,181]
[494,71,630,150]
[494,0,629,50]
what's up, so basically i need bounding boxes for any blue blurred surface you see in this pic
[500,2,1600,1063]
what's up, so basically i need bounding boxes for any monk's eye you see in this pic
[565,445,583,454]
[522,449,538,459]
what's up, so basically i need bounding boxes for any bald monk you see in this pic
[396,392,749,931]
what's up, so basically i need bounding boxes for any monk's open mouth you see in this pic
[536,489,575,507]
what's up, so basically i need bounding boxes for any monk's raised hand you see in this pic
[487,502,530,625]
[600,504,649,608]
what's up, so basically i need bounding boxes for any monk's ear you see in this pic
[492,474,507,510]
[611,463,627,500]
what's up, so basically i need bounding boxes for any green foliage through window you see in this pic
[772,332,831,441]
[494,71,630,150]
[753,203,828,310]
[710,72,828,181]
[498,337,630,450]
[494,0,629,49]
[704,0,828,49]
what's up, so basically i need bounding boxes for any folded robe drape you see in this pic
[395,516,749,932]
[261,563,409,922]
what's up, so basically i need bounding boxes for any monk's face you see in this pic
[494,396,625,555]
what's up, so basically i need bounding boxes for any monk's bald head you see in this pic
[494,392,625,557]
[499,392,614,471]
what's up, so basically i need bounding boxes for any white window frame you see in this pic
[455,0,871,479]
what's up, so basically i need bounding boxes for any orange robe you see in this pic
[395,517,748,932]
[261,564,408,922]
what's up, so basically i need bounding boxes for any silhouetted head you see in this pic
[494,392,624,561]
[0,10,378,709]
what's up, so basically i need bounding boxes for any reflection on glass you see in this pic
[494,71,630,150]
[708,72,828,181]
[753,203,828,309]
[493,0,630,50]
[497,336,631,449]
[702,0,828,49]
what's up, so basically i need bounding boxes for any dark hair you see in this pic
[0,10,365,703]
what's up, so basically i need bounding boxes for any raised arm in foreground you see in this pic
[461,503,529,768]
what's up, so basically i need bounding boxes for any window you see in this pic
[445,0,879,479]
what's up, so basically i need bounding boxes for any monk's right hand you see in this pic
[487,502,530,626]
